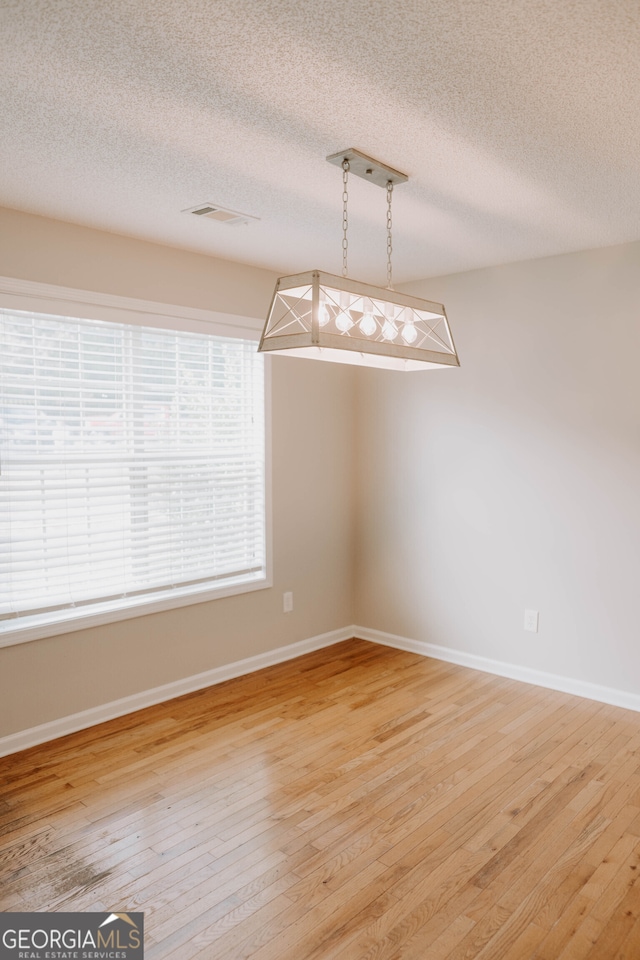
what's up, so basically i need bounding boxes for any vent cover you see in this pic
[183,203,259,226]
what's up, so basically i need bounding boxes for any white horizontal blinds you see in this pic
[0,308,265,619]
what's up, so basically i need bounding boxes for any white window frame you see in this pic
[0,276,272,648]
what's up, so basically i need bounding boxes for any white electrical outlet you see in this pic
[524,609,539,633]
[283,591,293,613]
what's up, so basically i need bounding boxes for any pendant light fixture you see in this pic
[258,148,460,371]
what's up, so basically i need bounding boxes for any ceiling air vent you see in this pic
[183,203,259,226]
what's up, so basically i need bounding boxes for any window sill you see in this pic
[0,573,272,648]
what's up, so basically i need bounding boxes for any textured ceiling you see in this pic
[1,0,639,284]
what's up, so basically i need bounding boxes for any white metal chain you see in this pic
[342,159,349,278]
[386,180,393,289]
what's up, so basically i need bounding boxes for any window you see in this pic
[0,306,268,644]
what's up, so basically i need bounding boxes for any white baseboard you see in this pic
[354,625,640,714]
[0,626,352,758]
[4,623,640,758]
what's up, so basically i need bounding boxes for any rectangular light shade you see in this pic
[258,270,460,371]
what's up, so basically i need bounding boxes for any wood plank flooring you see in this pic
[3,638,640,958]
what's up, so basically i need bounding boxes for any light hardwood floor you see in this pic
[3,639,640,959]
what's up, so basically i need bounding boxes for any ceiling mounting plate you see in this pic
[326,148,408,188]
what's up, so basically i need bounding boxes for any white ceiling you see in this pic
[1,0,639,284]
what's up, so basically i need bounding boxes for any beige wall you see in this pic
[0,208,355,736]
[0,206,275,318]
[355,241,640,694]
[4,205,640,739]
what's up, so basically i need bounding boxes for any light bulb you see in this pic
[402,321,417,344]
[336,310,354,332]
[318,302,330,326]
[359,312,377,337]
[382,319,398,341]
